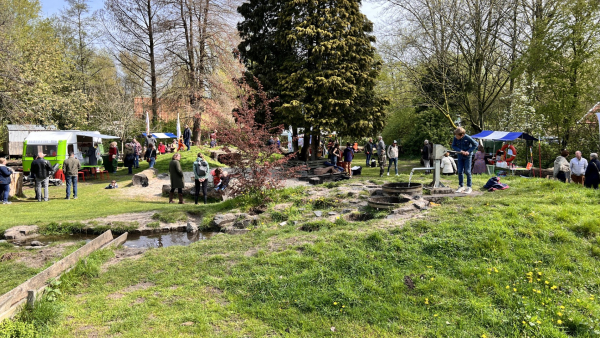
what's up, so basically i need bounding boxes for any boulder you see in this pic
[212,213,257,231]
[132,168,158,187]
[186,222,198,233]
[30,241,44,247]
[4,225,39,240]
[313,211,322,217]
[413,199,430,210]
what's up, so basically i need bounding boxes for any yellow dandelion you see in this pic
[513,288,517,292]
[342,305,345,308]
[559,306,565,309]
[425,298,429,305]
[506,286,510,289]
[434,314,438,317]
[494,267,498,273]
[522,321,526,325]
[333,302,338,305]
[557,320,563,325]
[538,272,542,276]
[431,278,434,281]
[536,320,541,324]
[557,312,562,316]
[551,285,558,290]
[427,266,432,268]
[545,281,549,285]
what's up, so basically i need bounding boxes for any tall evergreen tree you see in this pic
[238,0,387,158]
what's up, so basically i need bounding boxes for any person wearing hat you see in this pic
[31,152,53,202]
[387,140,399,176]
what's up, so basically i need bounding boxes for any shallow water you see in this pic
[124,231,215,248]
[10,231,216,249]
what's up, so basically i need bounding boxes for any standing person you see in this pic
[584,153,600,189]
[387,140,399,176]
[553,150,571,183]
[63,152,81,200]
[327,139,334,161]
[451,128,479,194]
[169,153,185,204]
[123,141,135,174]
[422,140,431,174]
[343,142,354,177]
[87,144,99,166]
[183,125,192,151]
[210,130,217,148]
[570,151,588,185]
[440,152,457,175]
[108,142,119,173]
[177,137,185,152]
[145,134,156,149]
[31,152,53,202]
[193,153,210,204]
[144,144,157,169]
[472,145,487,174]
[331,143,341,167]
[364,138,373,167]
[133,138,142,169]
[377,136,386,177]
[0,158,14,205]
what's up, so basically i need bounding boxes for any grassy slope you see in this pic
[42,154,600,337]
[1,146,224,233]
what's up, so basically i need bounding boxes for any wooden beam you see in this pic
[0,231,113,321]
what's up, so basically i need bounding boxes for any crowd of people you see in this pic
[167,152,230,205]
[553,150,600,189]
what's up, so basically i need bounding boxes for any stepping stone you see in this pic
[279,221,287,226]
[328,212,337,216]
[313,211,322,217]
[342,209,352,214]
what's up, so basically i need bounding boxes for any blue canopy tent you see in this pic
[470,130,538,141]
[471,130,539,173]
[142,132,177,139]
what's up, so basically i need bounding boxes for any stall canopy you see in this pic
[75,131,120,139]
[471,130,538,141]
[142,132,177,139]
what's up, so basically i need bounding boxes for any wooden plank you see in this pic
[0,231,113,319]
[102,232,128,249]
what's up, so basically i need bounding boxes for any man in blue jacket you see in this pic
[451,127,479,194]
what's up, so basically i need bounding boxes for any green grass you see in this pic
[152,145,224,173]
[151,210,188,223]
[5,150,600,337]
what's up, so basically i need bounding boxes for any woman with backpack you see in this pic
[553,149,570,183]
[193,153,210,204]
[343,142,354,177]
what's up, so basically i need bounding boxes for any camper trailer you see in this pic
[22,131,119,172]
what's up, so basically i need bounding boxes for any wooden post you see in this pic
[9,172,25,198]
[26,290,35,309]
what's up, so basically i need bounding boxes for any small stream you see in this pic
[9,231,217,249]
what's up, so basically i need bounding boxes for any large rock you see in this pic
[186,222,198,233]
[212,213,258,233]
[132,168,158,187]
[4,225,39,240]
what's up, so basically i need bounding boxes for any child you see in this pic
[105,180,118,189]
[158,142,166,154]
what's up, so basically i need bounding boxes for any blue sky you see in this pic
[39,0,382,23]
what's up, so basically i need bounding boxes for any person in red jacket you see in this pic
[157,142,166,154]
[108,142,118,173]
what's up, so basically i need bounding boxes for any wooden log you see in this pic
[0,231,113,320]
[132,168,158,187]
[9,172,24,198]
[102,232,128,249]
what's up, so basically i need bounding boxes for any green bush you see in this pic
[569,219,600,238]
[270,211,288,222]
[0,319,37,338]
[592,246,600,258]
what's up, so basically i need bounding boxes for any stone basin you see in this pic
[367,196,411,209]
[382,182,423,196]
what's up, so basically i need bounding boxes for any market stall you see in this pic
[470,130,538,175]
[23,131,120,178]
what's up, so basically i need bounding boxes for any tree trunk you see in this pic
[147,0,158,124]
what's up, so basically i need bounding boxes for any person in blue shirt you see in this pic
[451,127,479,194]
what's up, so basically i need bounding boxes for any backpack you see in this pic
[195,160,208,177]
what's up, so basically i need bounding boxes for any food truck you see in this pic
[22,131,119,172]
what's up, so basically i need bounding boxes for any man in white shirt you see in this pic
[570,151,588,185]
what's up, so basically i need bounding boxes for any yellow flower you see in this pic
[557,320,563,325]
[522,321,527,325]
[506,286,510,289]
[545,281,549,284]
[551,285,558,290]
[481,334,486,338]
[577,299,581,302]
[427,266,432,268]
[434,314,438,317]
[342,305,345,308]
[536,320,541,324]
[557,312,562,316]
[513,288,517,292]
[333,302,338,305]
[538,272,542,276]
[431,278,434,281]
[559,306,565,309]
[425,298,429,305]
[494,267,498,273]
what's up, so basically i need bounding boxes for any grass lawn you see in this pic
[4,151,600,337]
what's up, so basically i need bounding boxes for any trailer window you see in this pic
[26,145,58,158]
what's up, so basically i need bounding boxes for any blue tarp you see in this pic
[471,131,538,141]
